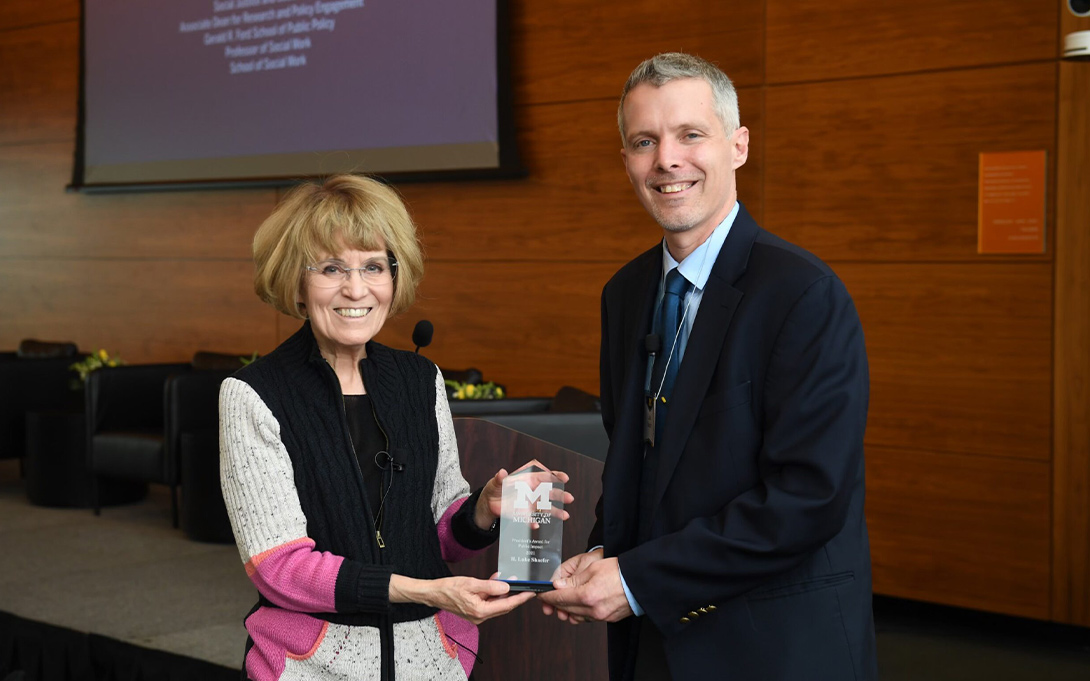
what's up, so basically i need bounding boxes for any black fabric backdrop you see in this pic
[0,612,238,681]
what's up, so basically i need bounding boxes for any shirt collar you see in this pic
[660,201,740,291]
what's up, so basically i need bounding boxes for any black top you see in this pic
[343,394,386,528]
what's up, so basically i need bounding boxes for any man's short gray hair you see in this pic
[617,52,740,142]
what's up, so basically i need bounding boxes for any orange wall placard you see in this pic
[978,150,1047,254]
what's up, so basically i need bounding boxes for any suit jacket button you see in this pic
[707,605,717,612]
[679,617,690,624]
[699,607,709,614]
[688,611,699,618]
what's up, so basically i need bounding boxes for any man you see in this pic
[539,53,877,680]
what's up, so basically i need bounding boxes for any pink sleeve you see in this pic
[245,537,342,612]
[436,496,487,563]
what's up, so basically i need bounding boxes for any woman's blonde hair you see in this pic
[252,175,424,319]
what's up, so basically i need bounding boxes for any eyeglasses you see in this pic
[305,257,397,288]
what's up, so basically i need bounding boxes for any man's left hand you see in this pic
[538,557,633,623]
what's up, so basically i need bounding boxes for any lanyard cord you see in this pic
[651,292,694,400]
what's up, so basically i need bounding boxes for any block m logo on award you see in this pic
[513,480,553,511]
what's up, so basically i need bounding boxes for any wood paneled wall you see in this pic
[762,0,1067,623]
[1,0,1086,625]
[0,3,280,362]
[1054,4,1090,628]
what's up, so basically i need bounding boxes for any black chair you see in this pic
[190,351,249,372]
[548,385,601,413]
[16,339,79,359]
[0,339,84,466]
[439,366,484,386]
[165,368,236,543]
[85,351,248,529]
[85,362,191,526]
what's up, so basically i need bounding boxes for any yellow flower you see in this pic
[495,386,505,399]
[98,349,109,361]
[465,384,476,397]
[456,387,466,400]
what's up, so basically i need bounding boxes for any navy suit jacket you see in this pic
[588,204,877,680]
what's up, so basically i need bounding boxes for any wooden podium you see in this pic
[451,417,609,681]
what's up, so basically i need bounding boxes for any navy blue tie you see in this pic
[653,268,690,443]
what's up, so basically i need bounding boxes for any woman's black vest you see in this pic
[235,322,452,627]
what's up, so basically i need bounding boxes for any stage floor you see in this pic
[4,458,1090,681]
[0,459,252,671]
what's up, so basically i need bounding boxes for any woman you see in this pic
[220,174,566,681]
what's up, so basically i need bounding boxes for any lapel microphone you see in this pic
[376,450,405,472]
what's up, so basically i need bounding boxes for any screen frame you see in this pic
[68,0,523,194]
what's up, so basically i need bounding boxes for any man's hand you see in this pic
[540,548,603,622]
[539,553,633,624]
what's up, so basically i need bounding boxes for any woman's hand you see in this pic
[474,468,508,531]
[475,461,575,531]
[390,574,535,625]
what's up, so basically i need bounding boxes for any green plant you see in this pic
[239,351,260,366]
[445,379,505,400]
[69,348,125,385]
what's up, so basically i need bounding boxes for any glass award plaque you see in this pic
[497,460,564,592]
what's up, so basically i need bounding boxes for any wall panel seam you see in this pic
[823,259,1054,266]
[866,442,1052,465]
[766,58,1058,89]
[0,139,77,150]
[0,19,78,35]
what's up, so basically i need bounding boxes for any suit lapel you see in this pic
[601,252,658,549]
[602,249,660,551]
[652,204,761,510]
[613,256,660,468]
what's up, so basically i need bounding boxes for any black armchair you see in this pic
[165,369,235,543]
[0,340,84,465]
[16,339,79,359]
[440,366,483,386]
[85,362,191,526]
[548,385,601,413]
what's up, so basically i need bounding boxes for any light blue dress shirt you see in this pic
[618,201,739,617]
